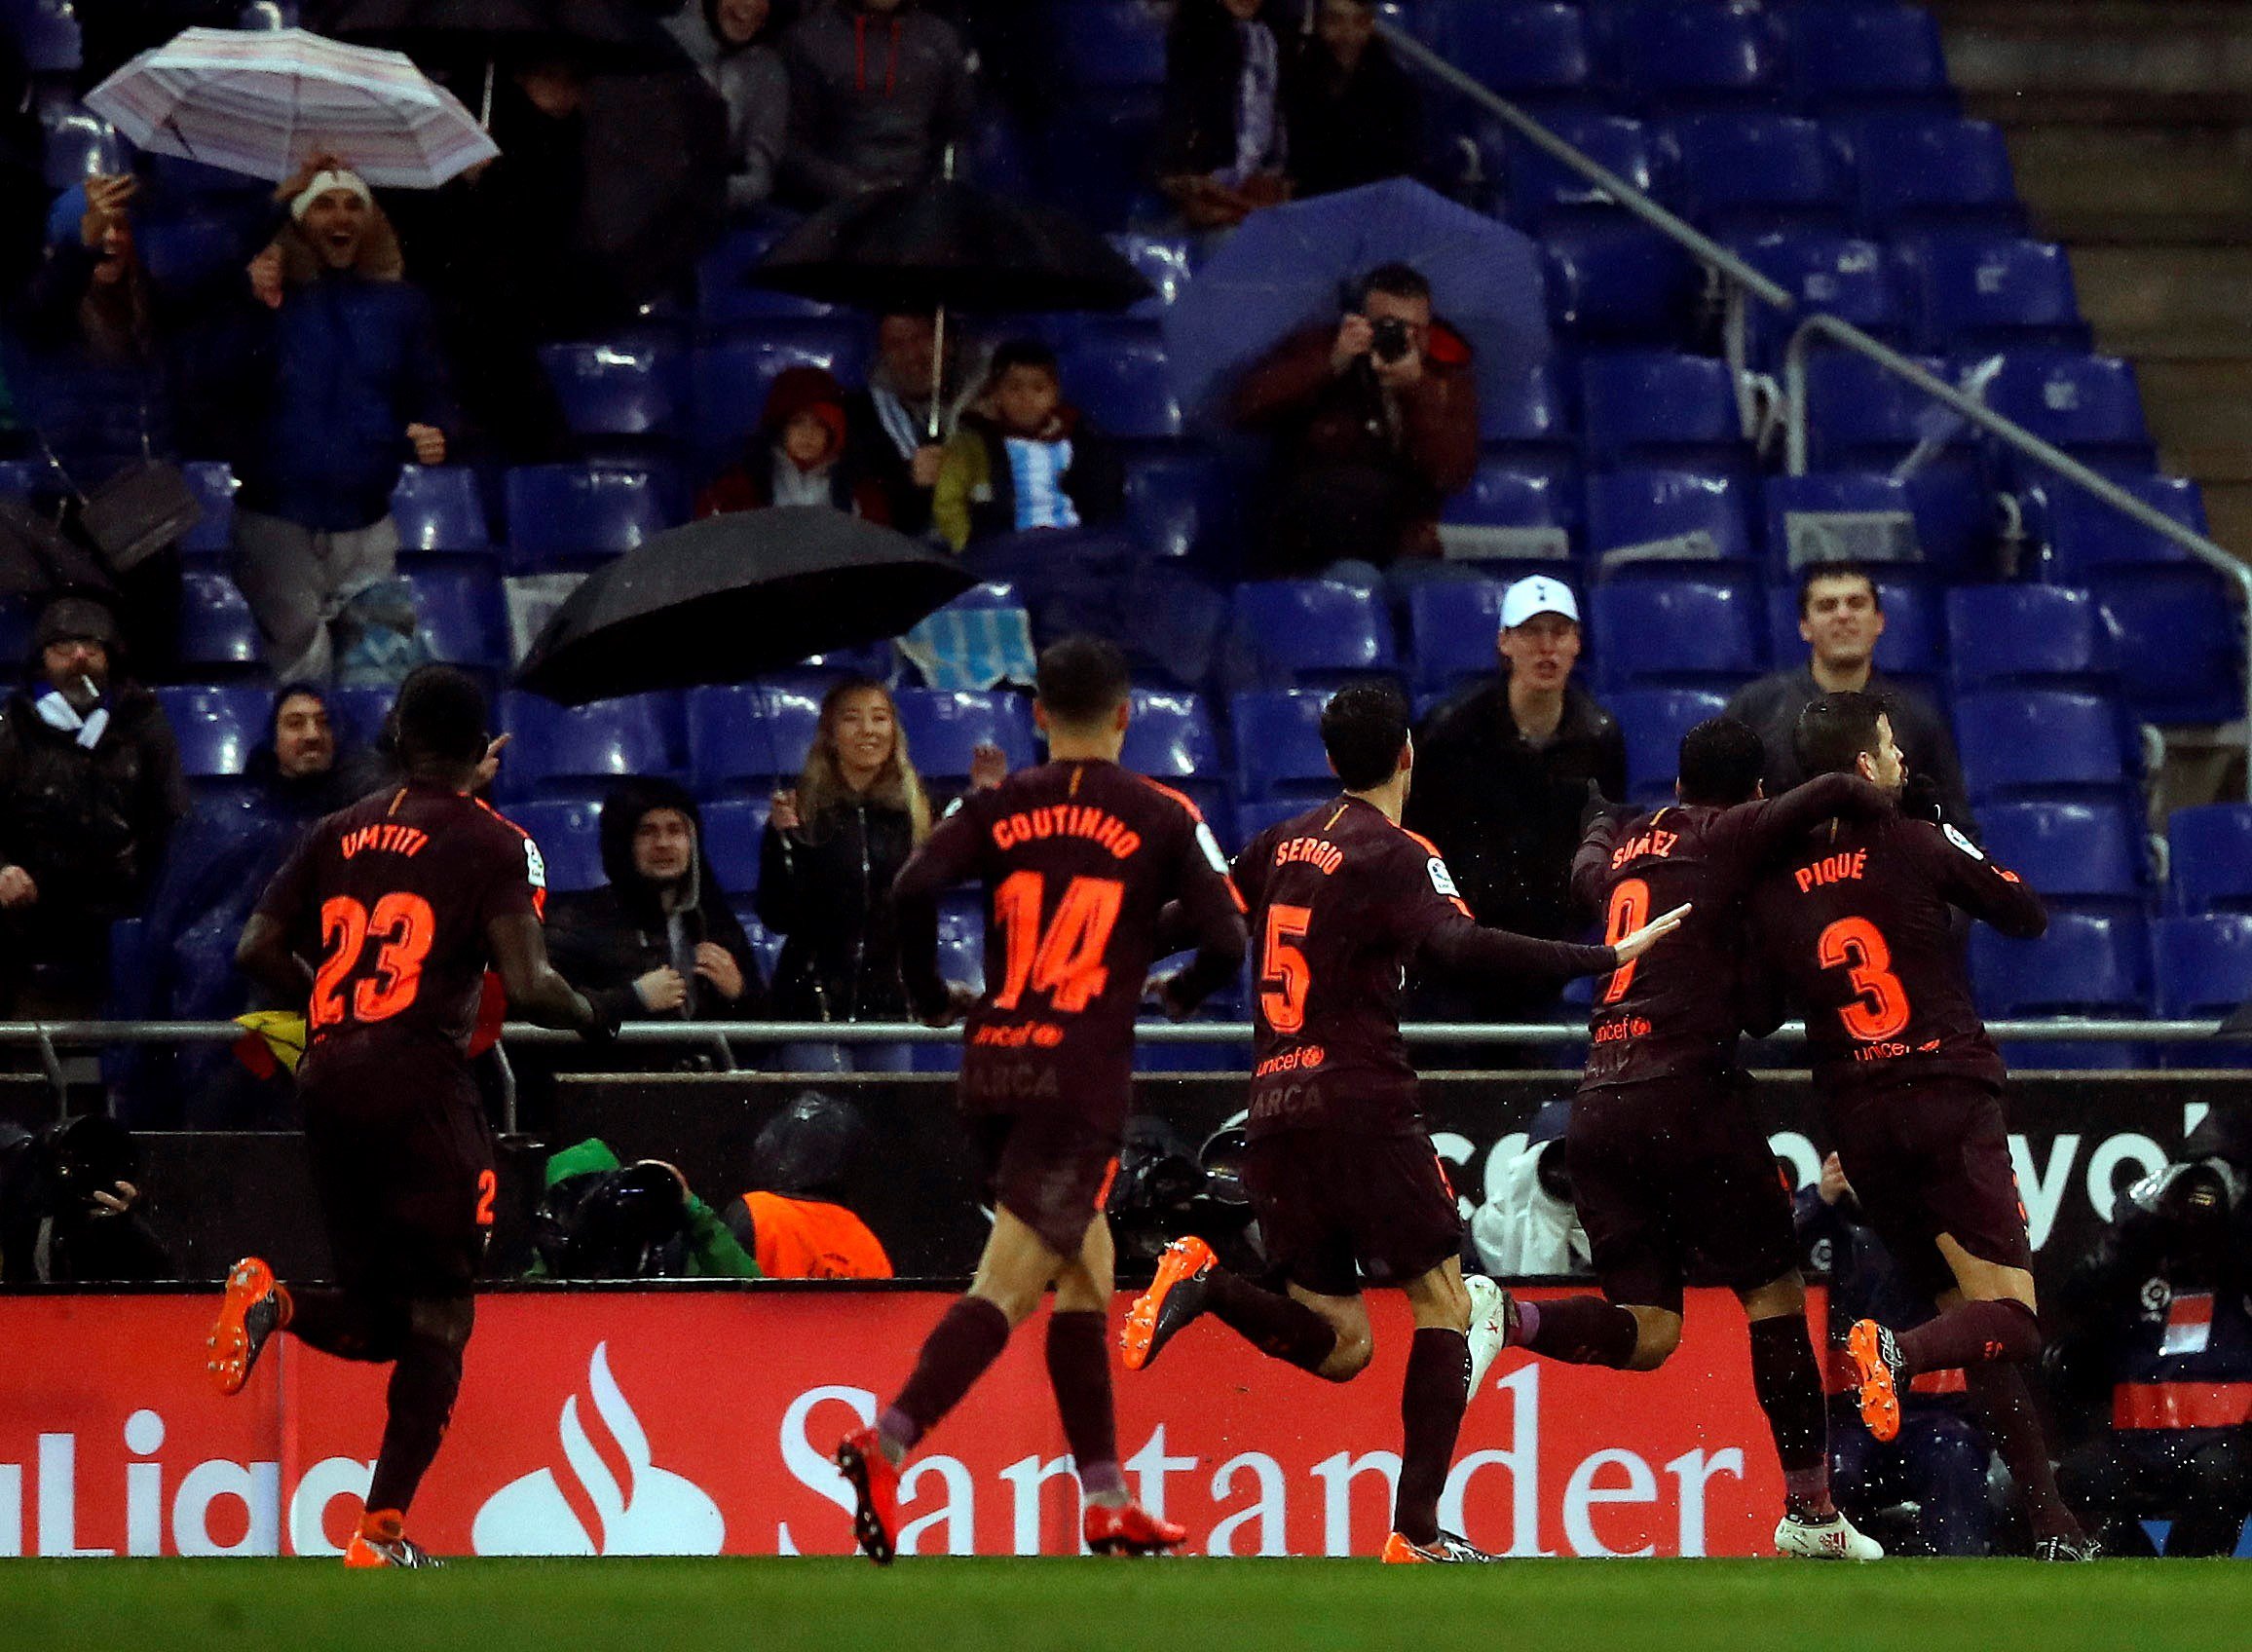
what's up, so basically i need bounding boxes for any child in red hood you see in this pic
[697,364,891,521]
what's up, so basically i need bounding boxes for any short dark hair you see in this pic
[1793,691,1889,780]
[1321,679,1410,791]
[1035,635,1130,725]
[1796,560,1882,619]
[1676,717,1765,807]
[1357,262,1431,309]
[394,664,490,767]
[989,339,1060,382]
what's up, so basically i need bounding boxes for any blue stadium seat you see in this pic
[1668,114,1852,235]
[175,571,262,674]
[1408,577,1508,697]
[322,685,395,752]
[1761,469,1989,581]
[499,691,684,801]
[1108,232,1193,314]
[1422,1,1595,107]
[1898,235,2089,353]
[1041,90,1167,232]
[390,466,490,558]
[39,105,124,189]
[180,461,236,556]
[1579,352,1747,473]
[695,224,841,328]
[1799,351,1958,469]
[2154,915,2252,1019]
[1232,580,1399,687]
[1728,233,1904,365]
[505,799,606,893]
[1061,326,1182,440]
[153,685,264,779]
[1234,796,1318,845]
[687,683,822,796]
[2168,805,2252,916]
[689,326,866,454]
[1061,0,1169,88]
[893,689,1039,779]
[537,338,685,437]
[1229,690,1335,803]
[1503,116,1667,230]
[503,465,674,568]
[1852,117,2024,236]
[1764,576,1941,682]
[1122,688,1225,823]
[1978,800,2147,909]
[1542,224,1704,342]
[1608,688,1733,806]
[2029,478,2241,724]
[1785,3,1957,113]
[1123,452,1229,561]
[1616,0,1784,114]
[1585,469,1755,569]
[16,0,82,72]
[1980,353,2155,477]
[698,797,771,894]
[1945,584,2116,693]
[1588,578,1762,693]
[1479,357,1578,462]
[1443,463,1580,541]
[1970,912,2150,1016]
[402,572,507,669]
[1953,688,2131,804]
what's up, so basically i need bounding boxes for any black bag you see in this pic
[0,493,111,595]
[76,457,201,573]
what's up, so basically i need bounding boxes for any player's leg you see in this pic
[1740,1269,1882,1558]
[1383,1256,1485,1561]
[344,1291,472,1570]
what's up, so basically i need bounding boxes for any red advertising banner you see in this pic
[0,1287,1819,1559]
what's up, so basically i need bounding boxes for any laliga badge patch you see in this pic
[1427,857,1461,898]
[523,834,548,890]
[1943,823,1984,861]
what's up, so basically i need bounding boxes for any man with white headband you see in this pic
[229,154,456,685]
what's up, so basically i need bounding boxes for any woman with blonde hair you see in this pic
[758,678,1003,1070]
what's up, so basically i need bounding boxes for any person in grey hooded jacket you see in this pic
[778,0,974,207]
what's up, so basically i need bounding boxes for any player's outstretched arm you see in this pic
[1611,902,1692,963]
[891,807,984,1026]
[235,912,311,1004]
[487,913,625,1038]
[1926,825,2047,939]
[1730,771,1892,863]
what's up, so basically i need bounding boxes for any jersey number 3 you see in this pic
[311,892,436,1028]
[992,872,1125,1014]
[1817,917,1911,1041]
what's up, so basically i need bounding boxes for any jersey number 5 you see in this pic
[311,892,436,1028]
[992,872,1125,1014]
[1816,917,1911,1042]
[1600,878,1650,1004]
[1258,903,1313,1034]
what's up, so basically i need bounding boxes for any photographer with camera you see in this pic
[1232,261,1478,585]
[0,1114,170,1283]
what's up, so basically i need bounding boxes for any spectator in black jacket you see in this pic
[777,0,973,208]
[1722,563,1974,837]
[757,677,1001,1070]
[546,777,766,1069]
[1405,576,1626,1035]
[1158,0,1293,231]
[0,594,188,1020]
[1283,0,1421,199]
[844,310,984,540]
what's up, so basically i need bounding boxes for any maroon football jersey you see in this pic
[1571,773,1886,1090]
[254,781,544,1070]
[894,760,1245,1132]
[1747,809,2046,1093]
[1235,796,1615,1140]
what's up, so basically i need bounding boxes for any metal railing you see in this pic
[1377,20,2252,793]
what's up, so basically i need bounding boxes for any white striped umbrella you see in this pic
[85,26,498,190]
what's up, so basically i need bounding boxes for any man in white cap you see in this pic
[1405,575,1626,1041]
[229,155,455,685]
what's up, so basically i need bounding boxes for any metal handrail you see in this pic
[2,1018,2236,1047]
[1376,18,2252,792]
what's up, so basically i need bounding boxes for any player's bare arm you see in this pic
[485,913,616,1035]
[235,912,311,1003]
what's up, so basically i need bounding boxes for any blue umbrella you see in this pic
[1163,178,1551,425]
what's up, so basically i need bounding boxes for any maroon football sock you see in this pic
[1393,1328,1471,1548]
[282,1287,405,1364]
[1521,1295,1640,1368]
[1203,1268,1339,1374]
[364,1298,471,1521]
[1895,1297,2043,1375]
[1965,1362,2083,1544]
[1045,1310,1126,1503]
[1747,1315,1833,1517]
[884,1295,1013,1456]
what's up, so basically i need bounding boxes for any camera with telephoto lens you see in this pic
[1369,315,1413,364]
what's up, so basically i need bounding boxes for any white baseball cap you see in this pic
[1499,575,1580,629]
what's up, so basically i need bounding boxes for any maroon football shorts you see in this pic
[1243,1127,1464,1298]
[1826,1076,2033,1303]
[1567,1074,1798,1314]
[300,1042,495,1299]
[968,1109,1120,1260]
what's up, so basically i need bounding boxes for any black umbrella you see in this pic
[514,507,976,705]
[749,174,1154,438]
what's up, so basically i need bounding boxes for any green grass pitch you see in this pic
[8,1558,2252,1652]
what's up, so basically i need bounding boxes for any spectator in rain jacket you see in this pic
[778,0,974,208]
